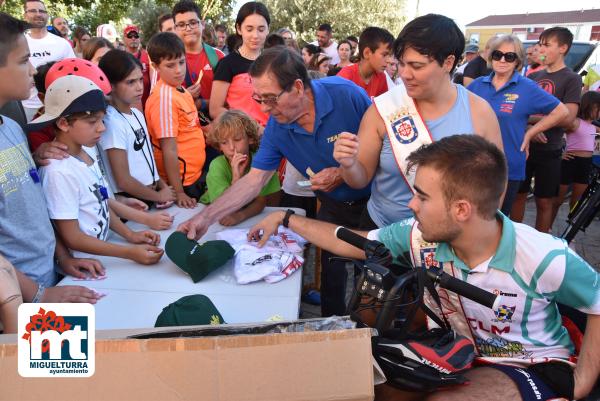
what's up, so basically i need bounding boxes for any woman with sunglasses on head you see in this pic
[209,2,271,127]
[468,34,569,216]
[301,44,320,66]
[82,37,114,65]
[307,52,331,77]
[72,26,90,58]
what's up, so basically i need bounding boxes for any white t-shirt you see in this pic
[23,32,75,110]
[99,106,159,193]
[282,163,315,197]
[40,152,110,258]
[311,40,340,65]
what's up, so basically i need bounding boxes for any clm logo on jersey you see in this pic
[18,303,95,377]
[392,115,418,144]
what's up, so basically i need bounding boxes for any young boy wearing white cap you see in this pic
[32,75,165,265]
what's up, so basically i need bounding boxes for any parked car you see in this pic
[523,40,599,77]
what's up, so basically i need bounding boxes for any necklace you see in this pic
[70,149,109,201]
[115,107,157,186]
[2,118,40,184]
[238,46,260,60]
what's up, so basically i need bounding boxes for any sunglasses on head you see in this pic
[491,50,517,63]
[126,32,139,39]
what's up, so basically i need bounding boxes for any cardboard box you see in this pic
[0,323,374,401]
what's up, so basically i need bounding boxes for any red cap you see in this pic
[124,25,140,36]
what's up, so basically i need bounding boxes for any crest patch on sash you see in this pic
[420,247,442,269]
[392,115,418,144]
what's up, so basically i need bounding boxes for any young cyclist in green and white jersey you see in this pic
[249,135,600,401]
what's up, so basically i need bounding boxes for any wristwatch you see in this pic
[282,209,295,228]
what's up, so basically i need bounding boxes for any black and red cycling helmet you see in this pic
[373,330,475,392]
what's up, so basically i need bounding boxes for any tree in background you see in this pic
[2,0,234,45]
[262,0,406,44]
[131,0,172,46]
[132,0,234,46]
[2,0,137,33]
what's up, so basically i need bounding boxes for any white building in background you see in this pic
[465,8,600,45]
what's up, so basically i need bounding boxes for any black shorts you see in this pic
[183,174,206,200]
[488,363,571,401]
[560,156,592,185]
[518,149,562,198]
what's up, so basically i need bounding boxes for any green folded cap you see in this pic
[165,232,235,282]
[155,294,226,327]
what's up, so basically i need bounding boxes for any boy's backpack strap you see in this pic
[203,43,219,70]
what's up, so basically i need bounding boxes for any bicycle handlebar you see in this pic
[335,226,499,309]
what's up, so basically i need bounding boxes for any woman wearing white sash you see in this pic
[333,14,503,229]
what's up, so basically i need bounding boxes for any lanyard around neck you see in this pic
[115,107,157,185]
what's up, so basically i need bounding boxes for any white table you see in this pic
[59,206,305,330]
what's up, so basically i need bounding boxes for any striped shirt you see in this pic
[145,80,205,186]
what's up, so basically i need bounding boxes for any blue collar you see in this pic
[434,211,516,273]
[280,79,334,134]
[481,71,521,88]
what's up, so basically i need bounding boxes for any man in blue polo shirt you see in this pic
[467,34,568,216]
[179,47,372,316]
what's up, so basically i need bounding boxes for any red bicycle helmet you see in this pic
[45,58,112,95]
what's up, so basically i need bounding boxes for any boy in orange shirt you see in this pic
[145,32,206,208]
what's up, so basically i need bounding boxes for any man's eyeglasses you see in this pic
[25,8,48,14]
[491,50,518,63]
[175,20,200,31]
[126,32,140,39]
[251,88,287,107]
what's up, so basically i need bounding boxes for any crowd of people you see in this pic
[1,0,600,399]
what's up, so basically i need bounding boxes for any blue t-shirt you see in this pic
[252,76,372,202]
[0,116,57,287]
[468,72,559,180]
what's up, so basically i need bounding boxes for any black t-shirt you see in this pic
[529,67,582,151]
[463,56,491,81]
[213,51,253,83]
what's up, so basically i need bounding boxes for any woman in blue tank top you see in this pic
[332,14,503,229]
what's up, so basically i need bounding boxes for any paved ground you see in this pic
[550,199,600,268]
[300,197,600,317]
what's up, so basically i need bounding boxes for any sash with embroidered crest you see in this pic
[373,85,434,192]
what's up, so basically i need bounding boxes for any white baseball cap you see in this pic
[28,75,107,130]
[96,24,117,44]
